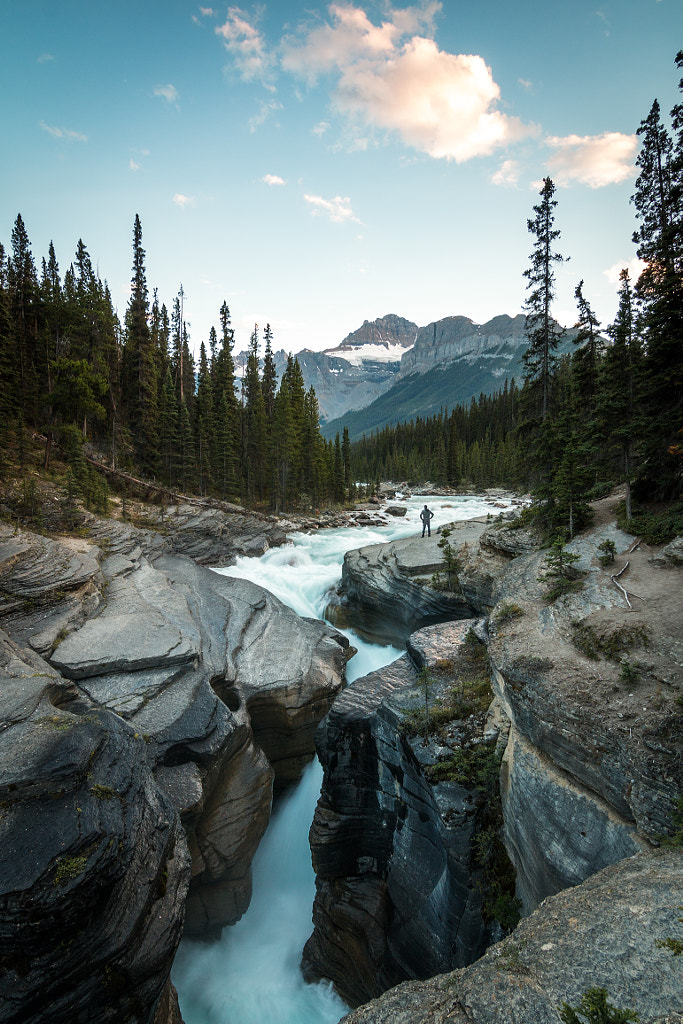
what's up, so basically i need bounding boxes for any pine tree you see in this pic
[631,92,683,497]
[123,215,158,476]
[522,178,565,423]
[600,269,643,520]
[262,323,277,423]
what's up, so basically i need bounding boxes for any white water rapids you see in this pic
[172,493,517,1024]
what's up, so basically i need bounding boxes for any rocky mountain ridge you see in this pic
[265,312,533,428]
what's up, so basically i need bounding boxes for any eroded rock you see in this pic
[303,621,503,1008]
[0,630,190,1024]
[339,848,683,1024]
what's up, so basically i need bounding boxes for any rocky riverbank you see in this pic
[304,494,683,1015]
[0,504,349,1024]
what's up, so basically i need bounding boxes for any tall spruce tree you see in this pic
[631,91,683,497]
[522,178,565,424]
[123,215,158,475]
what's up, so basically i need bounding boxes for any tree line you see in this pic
[351,52,683,536]
[0,213,352,511]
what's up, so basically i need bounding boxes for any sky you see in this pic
[1,1,680,357]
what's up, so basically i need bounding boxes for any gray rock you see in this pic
[340,520,500,641]
[651,535,683,568]
[303,622,502,1008]
[0,630,190,1024]
[340,848,683,1024]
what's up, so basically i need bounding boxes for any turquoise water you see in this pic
[172,494,516,1024]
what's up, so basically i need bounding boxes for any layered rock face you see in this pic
[0,631,190,1024]
[312,509,683,1013]
[484,518,683,912]
[339,848,683,1024]
[302,621,501,1008]
[398,314,527,378]
[0,518,349,1018]
[339,519,506,642]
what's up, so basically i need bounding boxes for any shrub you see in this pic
[558,987,639,1023]
[539,539,586,601]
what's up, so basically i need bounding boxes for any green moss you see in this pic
[571,622,650,662]
[90,784,117,801]
[558,986,639,1023]
[53,854,88,886]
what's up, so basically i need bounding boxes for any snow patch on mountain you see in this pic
[322,341,414,366]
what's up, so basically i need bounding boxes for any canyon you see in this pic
[0,492,681,1023]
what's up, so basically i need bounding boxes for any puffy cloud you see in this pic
[334,38,532,161]
[545,131,638,188]
[491,159,520,187]
[281,3,533,161]
[282,2,441,79]
[262,173,285,185]
[312,120,330,136]
[39,121,87,142]
[304,193,360,223]
[216,7,274,84]
[154,83,179,104]
[604,257,646,285]
[37,53,54,63]
[200,6,215,15]
[173,193,196,208]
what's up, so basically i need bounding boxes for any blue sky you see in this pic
[1,1,680,355]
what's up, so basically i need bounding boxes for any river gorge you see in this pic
[1,490,681,1024]
[173,492,502,1024]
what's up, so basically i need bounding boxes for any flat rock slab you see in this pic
[341,848,683,1024]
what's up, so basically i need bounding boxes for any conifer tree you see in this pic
[123,215,158,475]
[522,178,565,423]
[631,92,683,497]
[600,269,643,520]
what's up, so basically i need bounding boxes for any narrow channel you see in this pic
[172,494,514,1024]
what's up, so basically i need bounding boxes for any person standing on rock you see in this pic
[420,504,434,537]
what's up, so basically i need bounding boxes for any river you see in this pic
[172,493,517,1024]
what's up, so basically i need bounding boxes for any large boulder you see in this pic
[0,630,190,1024]
[45,551,348,932]
[339,519,504,641]
[303,621,504,1008]
[488,525,683,912]
[339,848,683,1024]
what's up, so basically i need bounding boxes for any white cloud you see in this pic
[129,158,140,171]
[281,3,534,161]
[604,258,646,285]
[200,6,215,15]
[37,53,54,63]
[518,78,532,91]
[304,193,360,223]
[545,131,638,188]
[39,121,87,142]
[216,7,275,85]
[262,173,285,185]
[312,120,330,136]
[249,100,282,132]
[173,193,196,208]
[491,159,520,187]
[154,83,179,104]
[282,2,441,80]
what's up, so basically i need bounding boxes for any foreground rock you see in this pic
[339,519,506,641]
[303,621,506,1008]
[0,518,349,1021]
[486,521,683,911]
[0,630,190,1024]
[340,848,683,1024]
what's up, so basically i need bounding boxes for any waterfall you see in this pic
[172,494,517,1023]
